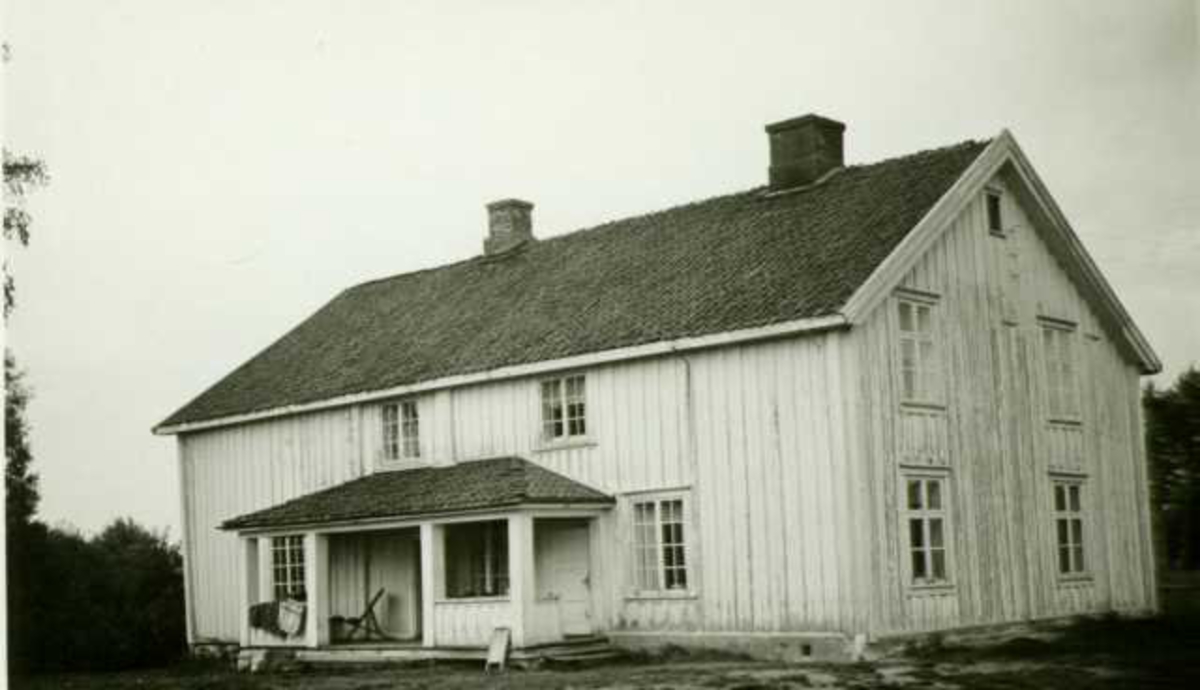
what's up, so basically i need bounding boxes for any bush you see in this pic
[7,517,187,674]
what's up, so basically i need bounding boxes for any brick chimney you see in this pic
[765,114,846,191]
[484,198,534,255]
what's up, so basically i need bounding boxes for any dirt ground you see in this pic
[13,616,1200,689]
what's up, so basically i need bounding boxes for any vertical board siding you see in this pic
[181,407,364,642]
[182,334,860,643]
[431,601,513,647]
[850,175,1154,635]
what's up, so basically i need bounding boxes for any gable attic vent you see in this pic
[765,114,846,191]
[484,198,534,255]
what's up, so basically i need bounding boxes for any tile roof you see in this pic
[221,456,614,531]
[162,140,988,428]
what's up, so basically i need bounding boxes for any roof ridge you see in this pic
[160,136,992,430]
[336,138,991,295]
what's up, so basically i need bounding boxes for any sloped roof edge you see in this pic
[155,313,848,435]
[841,131,1160,374]
[220,456,615,532]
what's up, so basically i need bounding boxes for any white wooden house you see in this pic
[155,114,1161,662]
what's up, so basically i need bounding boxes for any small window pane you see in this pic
[1071,519,1083,547]
[1068,486,1080,512]
[1059,546,1071,573]
[987,193,1003,232]
[911,550,927,579]
[929,518,944,548]
[900,339,916,368]
[926,481,942,510]
[899,302,913,332]
[931,549,946,579]
[1057,518,1069,548]
[917,305,931,333]
[1054,485,1066,512]
[909,519,925,548]
[1073,545,1085,572]
[907,481,922,510]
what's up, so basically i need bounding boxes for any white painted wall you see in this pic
[847,172,1156,636]
[177,170,1154,646]
[178,332,857,644]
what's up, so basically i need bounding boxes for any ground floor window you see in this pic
[444,520,509,598]
[632,495,690,592]
[902,473,951,586]
[1053,479,1086,576]
[272,535,306,601]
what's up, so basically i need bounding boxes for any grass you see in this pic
[11,615,1200,689]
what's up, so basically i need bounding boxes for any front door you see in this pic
[538,520,592,637]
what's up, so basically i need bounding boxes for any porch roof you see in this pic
[220,456,614,531]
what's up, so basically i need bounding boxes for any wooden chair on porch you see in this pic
[335,587,393,642]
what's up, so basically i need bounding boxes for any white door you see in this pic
[539,521,592,637]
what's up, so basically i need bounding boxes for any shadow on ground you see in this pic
[12,615,1200,689]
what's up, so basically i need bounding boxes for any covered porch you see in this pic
[222,457,614,654]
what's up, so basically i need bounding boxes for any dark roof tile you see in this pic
[221,456,614,531]
[162,140,988,427]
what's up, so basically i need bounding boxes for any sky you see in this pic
[2,0,1198,537]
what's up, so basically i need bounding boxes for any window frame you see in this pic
[442,520,510,600]
[271,534,307,602]
[895,291,943,408]
[382,399,421,462]
[900,469,954,591]
[1040,320,1081,424]
[1051,475,1090,581]
[986,189,1005,237]
[540,374,588,444]
[628,492,694,598]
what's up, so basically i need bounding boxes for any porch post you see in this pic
[304,532,330,648]
[238,537,259,648]
[507,513,535,648]
[419,522,439,648]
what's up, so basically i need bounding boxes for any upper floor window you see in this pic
[382,400,420,461]
[271,535,306,601]
[632,495,690,593]
[1041,324,1079,421]
[903,474,951,586]
[986,191,1004,235]
[541,375,586,441]
[897,297,940,404]
[1053,479,1086,576]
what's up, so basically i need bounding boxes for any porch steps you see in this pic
[514,636,625,667]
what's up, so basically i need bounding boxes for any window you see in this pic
[903,475,950,585]
[382,400,420,460]
[986,191,1004,235]
[897,298,939,404]
[444,521,509,598]
[632,496,690,592]
[271,535,306,601]
[1053,480,1086,576]
[541,375,586,441]
[1041,325,1079,420]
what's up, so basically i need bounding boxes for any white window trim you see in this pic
[271,534,306,601]
[381,399,421,464]
[626,491,696,599]
[1050,474,1091,583]
[442,520,511,601]
[1039,319,1081,425]
[985,187,1006,237]
[894,291,943,409]
[900,468,955,593]
[538,374,591,447]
